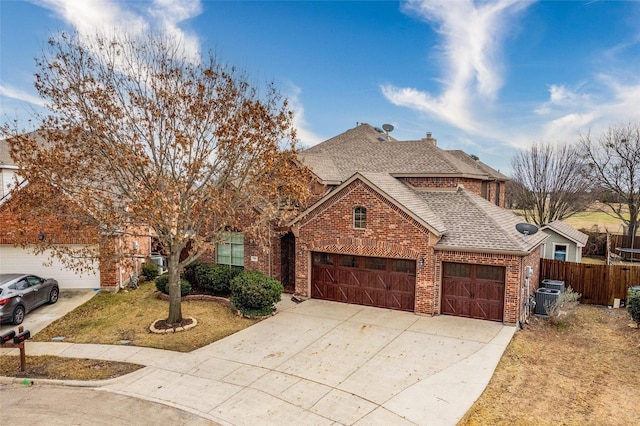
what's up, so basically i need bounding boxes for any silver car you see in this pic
[0,274,59,325]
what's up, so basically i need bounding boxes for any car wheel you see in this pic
[12,305,25,325]
[48,286,59,304]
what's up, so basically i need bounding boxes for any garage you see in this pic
[441,262,505,322]
[311,252,415,311]
[0,245,100,289]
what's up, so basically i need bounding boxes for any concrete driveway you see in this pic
[96,299,515,425]
[0,289,97,336]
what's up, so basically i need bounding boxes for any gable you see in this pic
[292,173,444,237]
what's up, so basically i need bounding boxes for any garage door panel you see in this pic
[0,245,100,289]
[442,263,504,322]
[311,253,415,312]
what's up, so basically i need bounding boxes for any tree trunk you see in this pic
[166,250,183,324]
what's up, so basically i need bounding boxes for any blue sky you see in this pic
[1,0,639,173]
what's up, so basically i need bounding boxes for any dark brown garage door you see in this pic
[441,262,505,322]
[311,253,415,311]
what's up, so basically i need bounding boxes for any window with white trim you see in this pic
[553,244,567,261]
[217,232,244,267]
[354,206,367,229]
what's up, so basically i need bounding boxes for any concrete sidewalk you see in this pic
[1,299,515,425]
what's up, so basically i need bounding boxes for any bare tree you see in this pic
[3,32,310,324]
[579,122,640,243]
[510,142,592,225]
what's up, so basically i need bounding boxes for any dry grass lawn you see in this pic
[31,281,258,352]
[0,355,143,380]
[460,305,640,425]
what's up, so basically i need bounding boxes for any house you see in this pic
[0,137,148,291]
[539,221,588,262]
[276,124,546,324]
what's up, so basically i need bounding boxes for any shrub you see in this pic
[546,286,581,324]
[183,262,241,295]
[155,274,191,296]
[201,265,242,295]
[183,261,205,289]
[627,287,640,327]
[230,270,283,316]
[141,261,159,281]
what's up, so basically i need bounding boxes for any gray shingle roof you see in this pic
[541,221,589,246]
[358,172,446,235]
[300,124,505,182]
[417,187,547,253]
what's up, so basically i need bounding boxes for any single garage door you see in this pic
[441,262,505,322]
[311,252,415,311]
[0,245,100,289]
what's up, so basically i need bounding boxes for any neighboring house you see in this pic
[0,137,149,290]
[540,221,588,263]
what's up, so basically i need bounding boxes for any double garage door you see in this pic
[311,252,416,311]
[0,245,100,289]
[441,262,505,322]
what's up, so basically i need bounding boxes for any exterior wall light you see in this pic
[419,257,425,267]
[38,232,45,241]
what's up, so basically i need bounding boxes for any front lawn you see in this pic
[32,281,258,352]
[460,305,640,425]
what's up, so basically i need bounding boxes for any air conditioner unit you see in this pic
[541,279,565,293]
[149,254,167,274]
[535,288,561,316]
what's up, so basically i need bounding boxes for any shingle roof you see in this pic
[416,188,547,253]
[358,172,446,235]
[300,124,505,182]
[541,221,589,246]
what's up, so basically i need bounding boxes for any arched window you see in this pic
[353,207,367,229]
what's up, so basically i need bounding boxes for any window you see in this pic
[476,265,505,281]
[338,255,357,268]
[217,232,244,267]
[364,257,386,270]
[444,263,471,278]
[313,252,334,265]
[495,182,501,206]
[392,259,416,274]
[553,244,567,261]
[353,207,367,229]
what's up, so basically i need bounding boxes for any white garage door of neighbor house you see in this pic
[0,245,100,289]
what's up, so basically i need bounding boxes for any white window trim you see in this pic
[552,243,568,261]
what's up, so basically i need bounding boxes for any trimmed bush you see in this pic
[155,274,191,297]
[183,262,241,295]
[141,261,159,281]
[230,270,283,316]
[627,287,640,327]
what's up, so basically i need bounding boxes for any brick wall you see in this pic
[295,179,436,314]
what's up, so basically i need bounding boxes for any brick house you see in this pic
[212,124,545,324]
[0,138,149,290]
[245,123,542,325]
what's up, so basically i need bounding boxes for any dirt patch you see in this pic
[0,355,143,381]
[460,305,640,425]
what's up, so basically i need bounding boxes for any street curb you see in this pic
[0,365,151,388]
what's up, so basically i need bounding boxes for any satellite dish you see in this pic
[382,123,394,133]
[516,222,539,236]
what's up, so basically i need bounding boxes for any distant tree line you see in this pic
[508,121,640,243]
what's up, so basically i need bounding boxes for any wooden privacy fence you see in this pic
[540,259,640,305]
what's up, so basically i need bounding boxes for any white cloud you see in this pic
[0,85,46,107]
[31,0,201,59]
[285,84,324,149]
[532,75,640,143]
[382,0,534,132]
